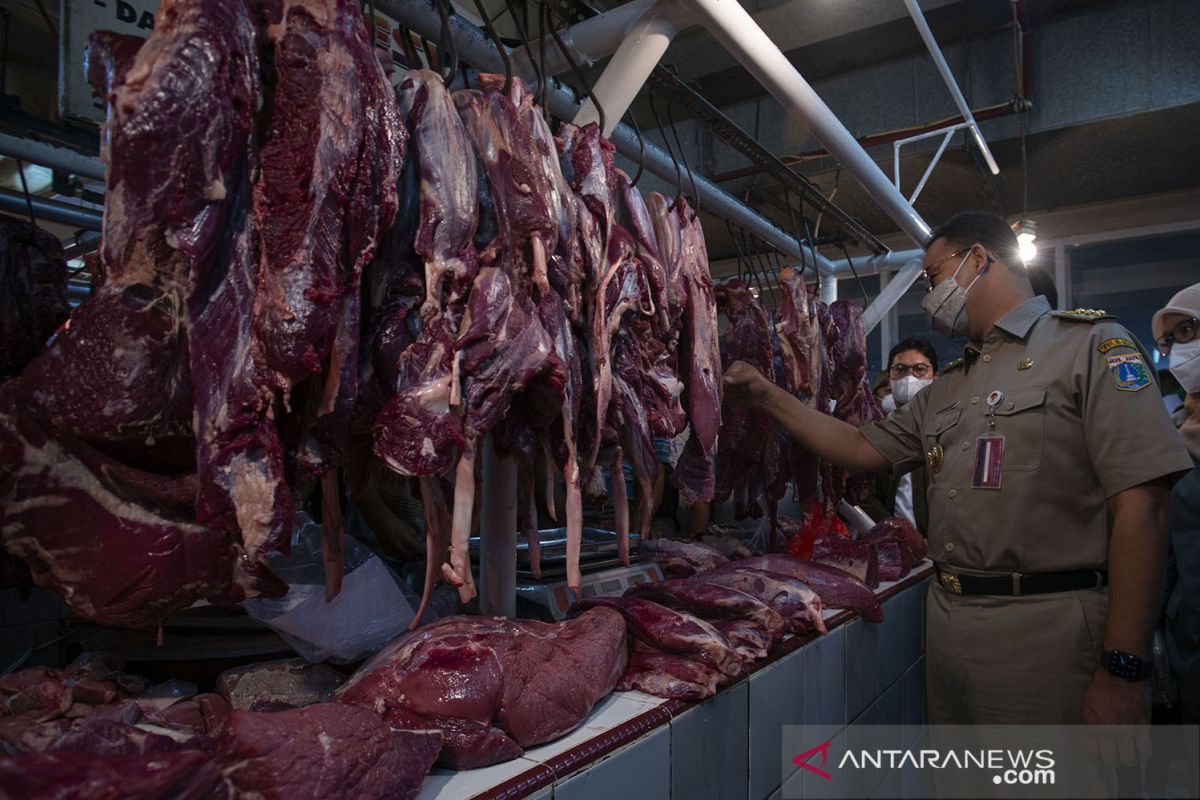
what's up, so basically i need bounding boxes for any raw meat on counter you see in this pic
[643,537,730,578]
[810,534,880,589]
[861,517,926,582]
[217,704,441,800]
[574,596,745,678]
[0,750,233,800]
[718,554,883,622]
[618,651,723,700]
[692,568,828,635]
[214,658,344,711]
[624,579,785,648]
[336,609,627,769]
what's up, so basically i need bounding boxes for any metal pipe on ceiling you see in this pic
[0,133,105,182]
[0,188,103,231]
[900,0,999,176]
[373,0,834,274]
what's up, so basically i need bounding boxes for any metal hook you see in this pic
[837,235,870,308]
[626,105,646,188]
[504,0,543,103]
[434,0,459,86]
[663,87,700,221]
[725,219,746,281]
[647,88,685,210]
[471,0,513,94]
[541,0,606,134]
[14,159,37,229]
[396,25,421,71]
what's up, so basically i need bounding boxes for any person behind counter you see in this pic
[724,211,1192,747]
[1152,284,1200,724]
[860,337,938,534]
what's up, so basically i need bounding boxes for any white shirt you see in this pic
[893,472,917,527]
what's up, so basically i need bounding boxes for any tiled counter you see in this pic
[416,564,933,800]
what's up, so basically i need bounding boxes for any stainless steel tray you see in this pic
[469,528,641,569]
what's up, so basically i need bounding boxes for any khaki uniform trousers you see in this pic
[925,583,1108,724]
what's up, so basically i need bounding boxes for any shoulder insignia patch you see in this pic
[942,358,964,373]
[1106,353,1152,392]
[1053,308,1111,323]
[1097,337,1136,354]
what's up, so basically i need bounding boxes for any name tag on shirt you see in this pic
[972,433,1005,490]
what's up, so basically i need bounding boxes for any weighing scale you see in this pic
[469,528,664,621]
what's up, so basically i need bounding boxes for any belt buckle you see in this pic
[938,571,962,595]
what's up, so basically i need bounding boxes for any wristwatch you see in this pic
[1100,649,1152,682]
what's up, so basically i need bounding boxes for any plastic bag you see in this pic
[244,513,418,664]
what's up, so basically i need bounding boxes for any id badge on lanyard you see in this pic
[972,390,1006,490]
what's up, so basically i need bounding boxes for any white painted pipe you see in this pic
[573,11,678,136]
[510,0,664,80]
[900,0,1000,175]
[861,252,925,333]
[684,0,931,247]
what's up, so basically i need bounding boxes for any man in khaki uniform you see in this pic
[725,212,1191,743]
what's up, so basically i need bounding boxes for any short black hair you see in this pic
[1026,265,1058,308]
[927,211,1022,272]
[888,336,939,373]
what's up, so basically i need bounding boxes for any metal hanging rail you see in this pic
[373,0,837,275]
[645,66,887,254]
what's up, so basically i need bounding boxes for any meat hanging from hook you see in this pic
[470,0,513,94]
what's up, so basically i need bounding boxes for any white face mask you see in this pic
[1170,339,1200,393]
[890,375,934,406]
[880,394,898,413]
[921,251,987,338]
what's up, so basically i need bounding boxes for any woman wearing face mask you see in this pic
[1152,284,1200,724]
[860,338,939,533]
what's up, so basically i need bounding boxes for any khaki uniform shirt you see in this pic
[861,296,1193,574]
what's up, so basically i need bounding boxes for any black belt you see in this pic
[935,565,1108,596]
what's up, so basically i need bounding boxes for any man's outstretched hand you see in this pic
[723,361,773,408]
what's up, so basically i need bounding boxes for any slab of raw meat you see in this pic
[677,199,721,455]
[20,281,194,446]
[711,619,775,660]
[862,517,927,560]
[48,718,197,758]
[810,534,880,589]
[373,315,463,477]
[871,540,913,582]
[398,70,478,316]
[617,650,722,700]
[643,538,730,578]
[722,554,883,622]
[692,568,828,635]
[82,31,144,168]
[217,703,440,800]
[714,280,774,517]
[336,609,627,770]
[0,750,232,800]
[0,389,234,628]
[214,658,344,711]
[624,578,784,643]
[557,121,616,282]
[776,267,822,396]
[253,0,404,390]
[574,596,743,677]
[0,217,69,378]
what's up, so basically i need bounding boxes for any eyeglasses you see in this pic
[921,249,967,292]
[890,363,933,378]
[1156,317,1199,357]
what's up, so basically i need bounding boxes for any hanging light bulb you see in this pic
[1013,219,1038,264]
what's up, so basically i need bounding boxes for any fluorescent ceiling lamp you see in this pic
[1013,219,1037,264]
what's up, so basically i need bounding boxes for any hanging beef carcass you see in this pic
[713,280,774,518]
[1,0,271,626]
[821,300,883,505]
[670,199,722,504]
[0,217,69,378]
